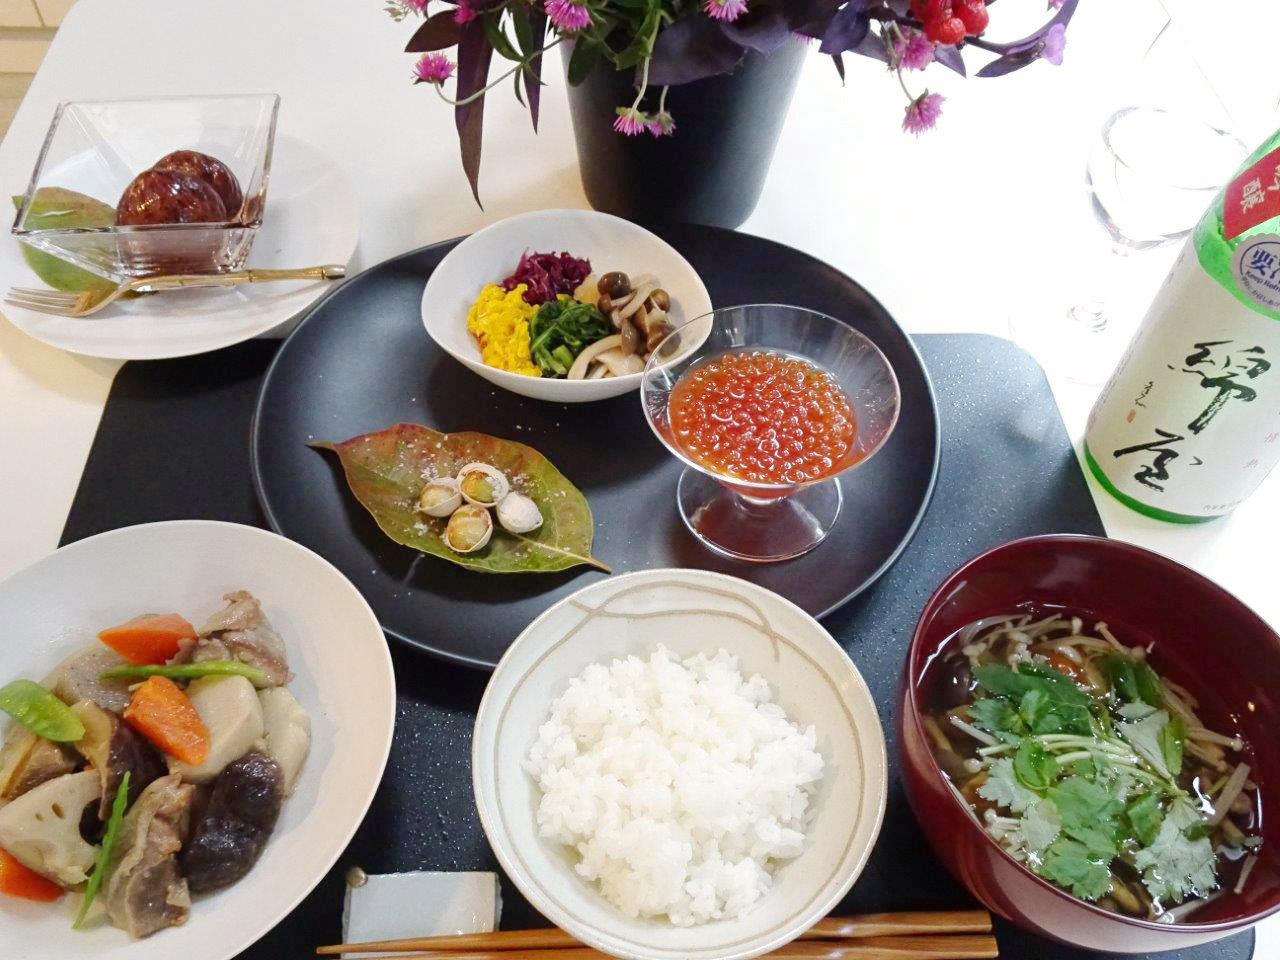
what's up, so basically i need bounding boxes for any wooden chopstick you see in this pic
[328,934,998,960]
[317,910,993,955]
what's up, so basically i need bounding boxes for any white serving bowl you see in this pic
[472,569,887,960]
[421,209,713,403]
[0,520,395,960]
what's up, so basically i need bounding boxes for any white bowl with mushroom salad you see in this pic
[421,209,714,403]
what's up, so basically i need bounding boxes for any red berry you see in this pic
[913,0,949,20]
[956,0,989,35]
[925,14,966,45]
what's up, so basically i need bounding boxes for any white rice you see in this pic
[525,646,824,926]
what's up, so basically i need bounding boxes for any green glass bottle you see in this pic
[1085,129,1280,522]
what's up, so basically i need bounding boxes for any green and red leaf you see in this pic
[315,422,609,574]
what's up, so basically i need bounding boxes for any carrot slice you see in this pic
[0,848,63,902]
[98,612,197,665]
[122,676,209,765]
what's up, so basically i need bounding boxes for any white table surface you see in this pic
[0,0,1275,953]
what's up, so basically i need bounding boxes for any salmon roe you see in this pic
[668,350,858,484]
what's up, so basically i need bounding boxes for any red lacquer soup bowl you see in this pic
[899,534,1280,953]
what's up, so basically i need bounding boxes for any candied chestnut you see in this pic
[152,150,243,218]
[116,169,227,226]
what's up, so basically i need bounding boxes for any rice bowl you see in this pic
[473,569,886,960]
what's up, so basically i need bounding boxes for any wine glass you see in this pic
[1013,11,1250,385]
[641,305,900,563]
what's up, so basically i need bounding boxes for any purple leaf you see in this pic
[886,0,910,14]
[523,9,547,131]
[976,0,1078,55]
[719,11,791,57]
[850,26,889,64]
[778,0,839,33]
[455,19,494,206]
[933,42,966,76]
[818,0,871,55]
[405,11,463,53]
[649,15,745,86]
[975,44,1041,77]
[831,52,846,82]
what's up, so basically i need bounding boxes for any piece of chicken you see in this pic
[172,591,291,688]
[104,774,195,938]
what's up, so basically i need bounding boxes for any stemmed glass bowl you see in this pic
[641,304,900,563]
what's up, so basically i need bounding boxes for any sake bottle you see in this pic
[1085,128,1280,522]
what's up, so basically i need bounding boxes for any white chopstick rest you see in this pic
[340,870,501,956]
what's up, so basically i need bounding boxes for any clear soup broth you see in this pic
[921,608,1263,923]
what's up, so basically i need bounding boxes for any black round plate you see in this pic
[251,223,939,668]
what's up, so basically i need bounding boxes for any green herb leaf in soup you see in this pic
[12,188,116,294]
[315,422,609,574]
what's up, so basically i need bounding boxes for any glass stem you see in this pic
[1068,242,1131,335]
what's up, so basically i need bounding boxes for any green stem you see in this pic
[630,55,652,112]
[434,36,566,108]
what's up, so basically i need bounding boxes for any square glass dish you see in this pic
[12,94,280,283]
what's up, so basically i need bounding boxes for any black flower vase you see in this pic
[563,39,807,229]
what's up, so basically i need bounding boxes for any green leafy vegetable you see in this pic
[1125,792,1164,847]
[0,679,85,742]
[978,758,1039,814]
[1101,654,1139,703]
[315,423,609,574]
[1014,739,1060,792]
[974,663,1092,736]
[969,697,1023,741]
[527,298,610,377]
[1042,837,1112,900]
[100,661,268,685]
[1021,799,1063,852]
[1048,776,1123,830]
[1159,713,1186,777]
[1133,798,1218,903]
[1134,660,1164,706]
[1118,709,1178,780]
[74,771,130,928]
[12,188,116,294]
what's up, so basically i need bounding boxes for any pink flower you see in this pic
[401,0,428,11]
[453,0,477,23]
[413,52,456,85]
[704,0,748,23]
[1042,23,1066,65]
[613,107,650,137]
[902,92,944,135]
[897,30,934,70]
[546,0,591,32]
[647,110,676,137]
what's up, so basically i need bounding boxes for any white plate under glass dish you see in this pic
[421,208,713,403]
[0,520,395,960]
[472,569,887,960]
[0,135,359,360]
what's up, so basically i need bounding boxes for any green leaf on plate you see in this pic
[315,422,610,575]
[12,188,116,293]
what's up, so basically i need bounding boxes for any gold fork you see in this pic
[5,264,347,317]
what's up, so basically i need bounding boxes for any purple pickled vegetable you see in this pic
[500,251,592,305]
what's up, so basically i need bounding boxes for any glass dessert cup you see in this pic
[641,304,901,563]
[12,94,280,284]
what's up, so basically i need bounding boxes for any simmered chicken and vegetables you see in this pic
[0,591,310,938]
[923,612,1262,923]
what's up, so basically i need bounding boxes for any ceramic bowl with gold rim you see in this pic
[471,569,886,960]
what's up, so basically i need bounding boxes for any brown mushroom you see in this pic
[72,700,167,821]
[598,271,631,299]
[619,317,640,356]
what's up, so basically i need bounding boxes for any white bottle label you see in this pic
[1086,240,1280,518]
